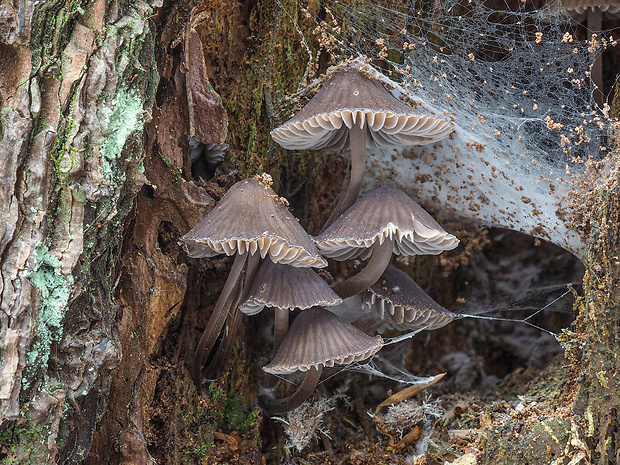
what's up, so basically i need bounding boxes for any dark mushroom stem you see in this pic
[273,308,289,354]
[203,298,245,380]
[331,236,394,299]
[202,252,261,381]
[262,366,323,414]
[192,251,253,388]
[322,123,367,230]
[262,308,290,389]
[590,11,604,108]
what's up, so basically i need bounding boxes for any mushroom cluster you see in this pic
[181,60,460,414]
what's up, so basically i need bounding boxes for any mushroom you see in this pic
[270,61,454,229]
[189,136,229,180]
[261,306,383,414]
[240,258,342,352]
[180,175,327,386]
[361,264,456,333]
[314,186,459,299]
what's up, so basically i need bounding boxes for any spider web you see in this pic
[265,0,618,390]
[272,0,620,254]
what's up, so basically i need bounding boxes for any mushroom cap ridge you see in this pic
[561,0,620,14]
[270,66,454,151]
[240,258,342,315]
[263,307,383,375]
[363,265,456,332]
[314,186,459,260]
[180,178,327,267]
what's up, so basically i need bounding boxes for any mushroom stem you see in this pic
[331,236,394,299]
[262,366,323,414]
[203,299,244,380]
[587,9,603,108]
[322,123,367,230]
[192,251,249,388]
[273,308,289,354]
[203,252,261,381]
[240,252,262,301]
[262,308,291,389]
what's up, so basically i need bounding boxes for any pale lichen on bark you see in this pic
[0,0,159,462]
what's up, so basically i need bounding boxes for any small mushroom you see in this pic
[361,265,456,333]
[561,0,620,12]
[271,61,454,229]
[182,177,326,266]
[189,136,229,180]
[240,258,342,352]
[180,176,327,386]
[314,186,459,299]
[262,307,383,414]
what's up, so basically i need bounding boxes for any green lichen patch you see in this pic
[100,88,145,183]
[23,245,74,383]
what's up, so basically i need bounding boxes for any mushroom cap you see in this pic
[239,259,342,315]
[561,0,620,13]
[180,178,327,267]
[270,65,454,151]
[362,265,456,332]
[189,136,229,166]
[263,307,383,375]
[314,186,459,260]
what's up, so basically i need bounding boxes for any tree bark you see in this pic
[0,0,161,462]
[573,168,620,464]
[0,0,312,462]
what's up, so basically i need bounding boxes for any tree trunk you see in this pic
[0,0,317,462]
[0,0,160,461]
[573,167,620,464]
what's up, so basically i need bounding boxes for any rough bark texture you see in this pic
[0,0,320,462]
[0,0,160,461]
[576,168,620,464]
[0,0,619,464]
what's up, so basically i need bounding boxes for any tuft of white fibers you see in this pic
[272,397,335,452]
[374,397,444,438]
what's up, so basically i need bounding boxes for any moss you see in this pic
[29,1,89,73]
[576,176,620,463]
[222,391,258,433]
[160,154,173,168]
[483,418,571,464]
[49,90,80,180]
[201,0,316,179]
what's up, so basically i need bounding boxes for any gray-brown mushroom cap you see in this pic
[270,65,454,151]
[263,307,383,375]
[239,259,342,315]
[189,137,229,166]
[362,265,456,332]
[180,177,327,267]
[561,0,620,14]
[314,186,459,260]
